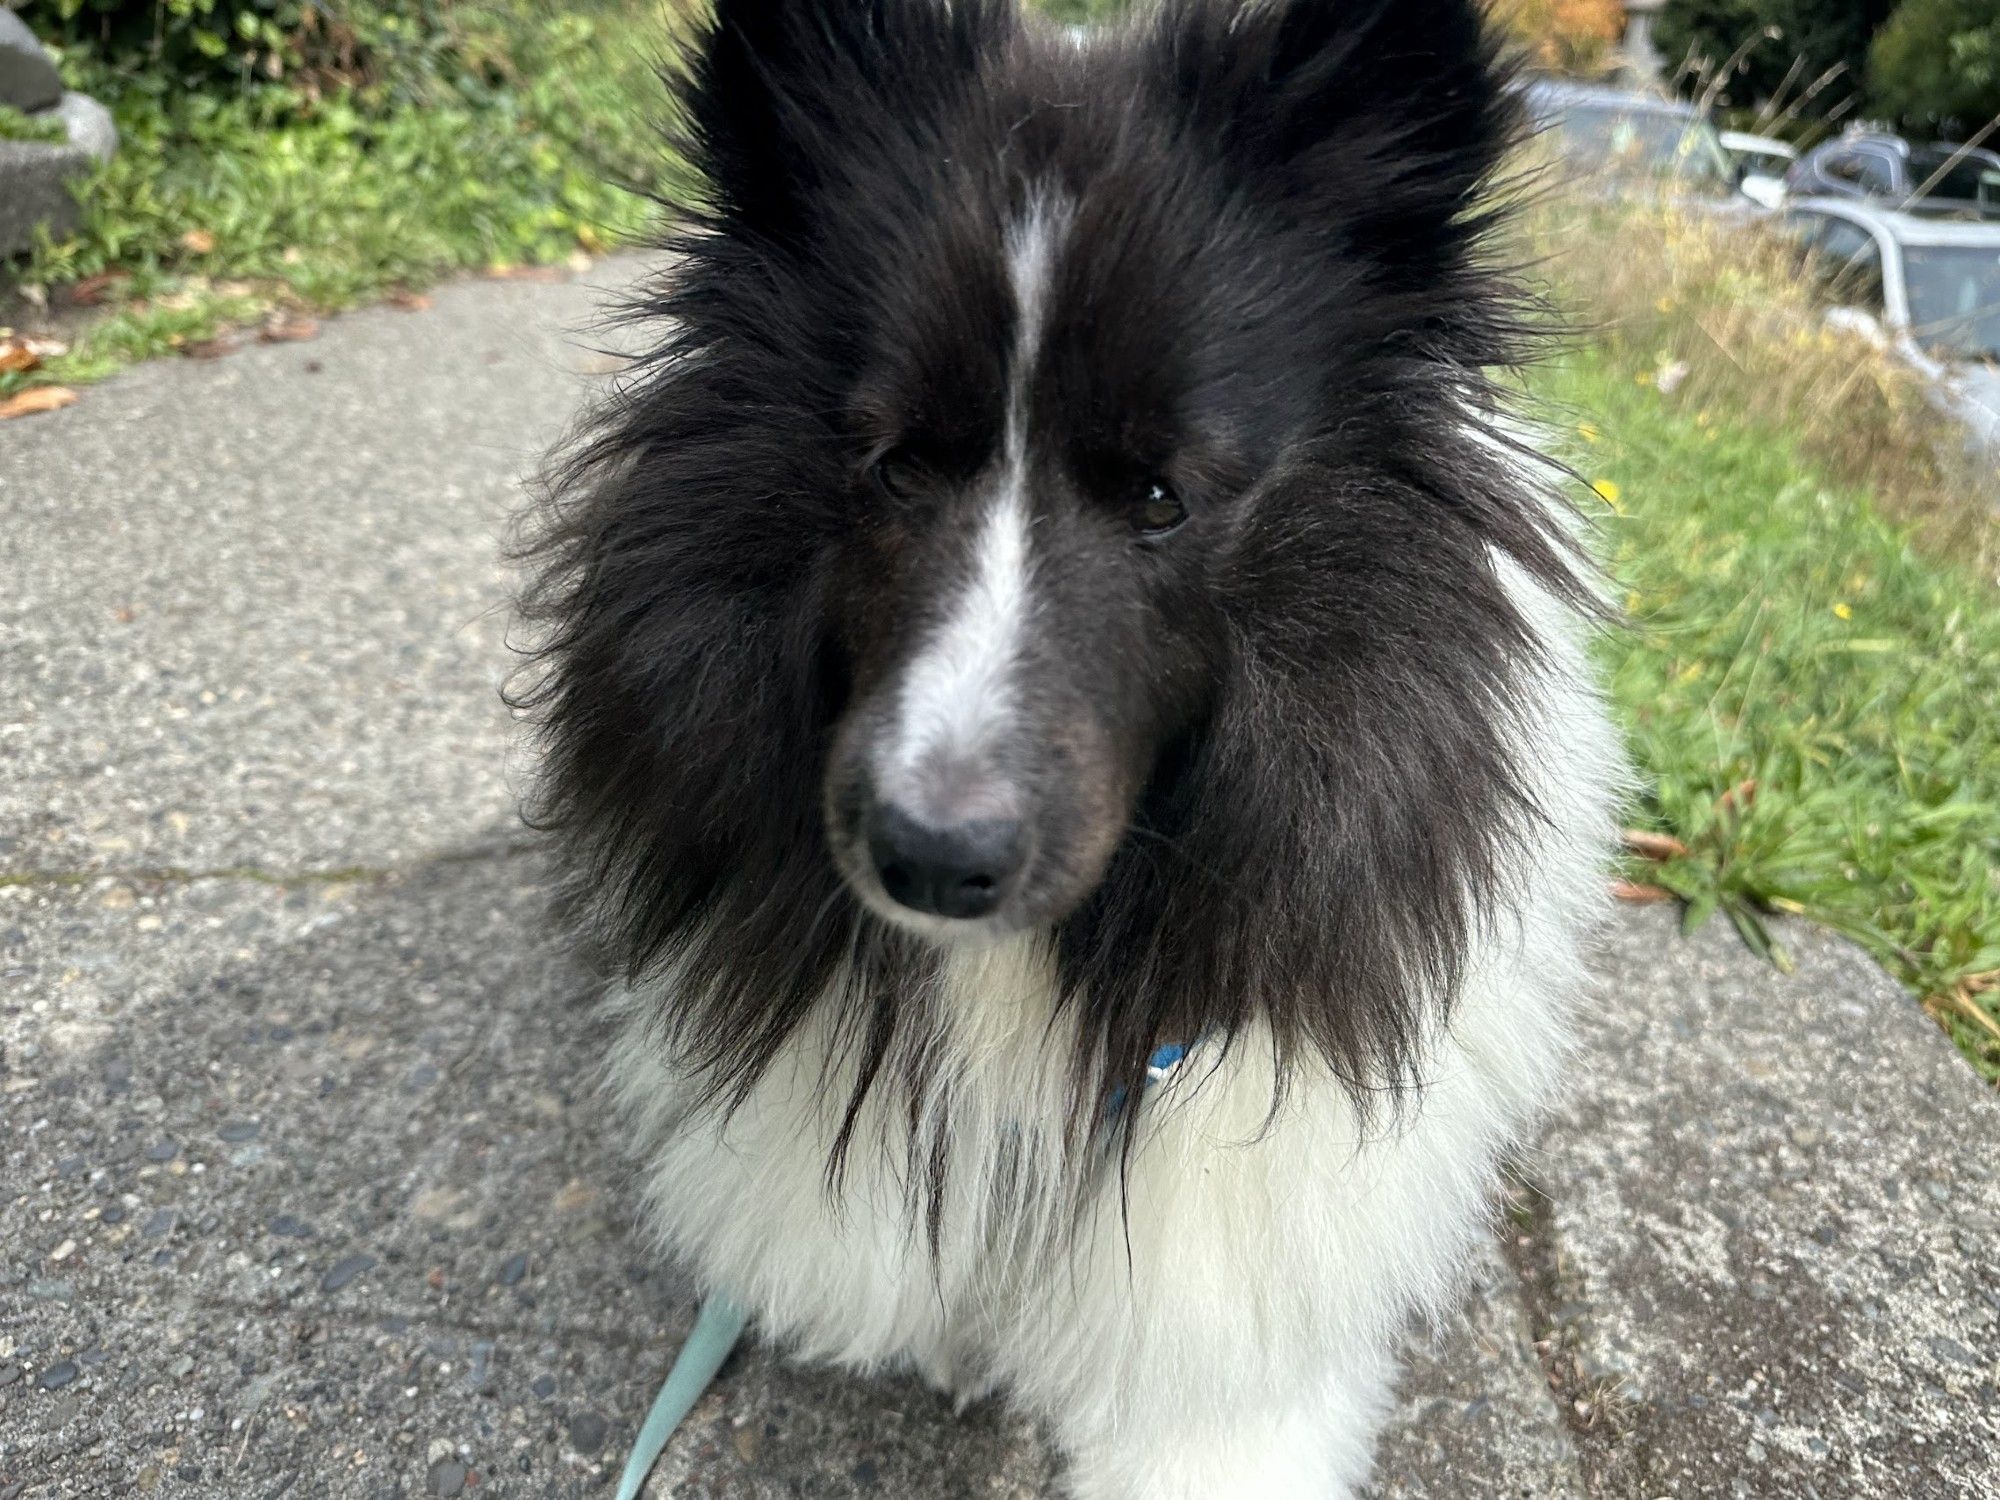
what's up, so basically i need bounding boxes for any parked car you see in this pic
[1784,132,2000,217]
[1784,197,2000,455]
[1521,80,1735,193]
[1720,129,1796,209]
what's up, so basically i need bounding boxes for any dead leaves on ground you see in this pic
[0,333,76,420]
[1612,825,1686,902]
[0,386,79,420]
[259,310,320,343]
[1611,878,1675,904]
[66,270,131,308]
[177,309,321,360]
[1930,973,2000,1047]
[1621,828,1690,862]
[0,332,69,375]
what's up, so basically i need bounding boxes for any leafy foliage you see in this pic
[10,0,484,96]
[1869,0,2000,136]
[5,2,678,393]
[1655,0,1896,117]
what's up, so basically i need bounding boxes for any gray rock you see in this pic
[0,10,62,112]
[320,1253,377,1293]
[37,1360,78,1392]
[568,1410,608,1455]
[52,91,117,162]
[0,137,86,257]
[424,1459,466,1498]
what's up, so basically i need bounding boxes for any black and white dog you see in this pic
[517,0,1623,1493]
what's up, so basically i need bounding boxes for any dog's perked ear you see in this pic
[678,0,1011,245]
[1150,0,1518,285]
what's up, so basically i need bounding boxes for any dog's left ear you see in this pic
[1153,0,1515,272]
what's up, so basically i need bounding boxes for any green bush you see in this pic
[3,2,678,395]
[1655,0,1896,117]
[1870,0,2000,136]
[12,0,476,98]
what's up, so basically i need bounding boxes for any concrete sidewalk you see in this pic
[3,267,1995,1499]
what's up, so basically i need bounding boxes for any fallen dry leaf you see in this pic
[180,227,217,255]
[486,264,561,283]
[0,386,79,420]
[68,270,131,307]
[0,334,62,374]
[259,313,320,344]
[1621,828,1690,862]
[1611,879,1674,904]
[1716,778,1759,815]
[180,336,237,360]
[385,289,434,311]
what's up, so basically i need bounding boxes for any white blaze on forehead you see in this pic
[888,196,1069,783]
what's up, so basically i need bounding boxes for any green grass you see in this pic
[1547,351,2000,1079]
[3,1,679,397]
[0,103,68,145]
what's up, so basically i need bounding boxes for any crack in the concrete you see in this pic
[0,842,537,890]
[1496,1160,1641,1493]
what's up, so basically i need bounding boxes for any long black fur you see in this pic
[514,0,1586,1183]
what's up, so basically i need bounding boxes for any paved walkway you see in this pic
[2,267,1995,1498]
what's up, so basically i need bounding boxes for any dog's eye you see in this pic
[1134,481,1187,537]
[872,447,930,500]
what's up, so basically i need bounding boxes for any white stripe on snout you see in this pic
[888,197,1068,781]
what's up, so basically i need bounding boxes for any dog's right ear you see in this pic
[678,0,1006,245]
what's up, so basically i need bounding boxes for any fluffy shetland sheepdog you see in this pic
[516,0,1625,1494]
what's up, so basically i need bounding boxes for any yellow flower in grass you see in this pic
[1577,421,1600,444]
[1833,601,1853,620]
[1591,478,1623,511]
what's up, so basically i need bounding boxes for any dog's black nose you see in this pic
[867,802,1026,920]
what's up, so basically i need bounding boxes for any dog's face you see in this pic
[528,0,1582,1090]
[653,0,1522,942]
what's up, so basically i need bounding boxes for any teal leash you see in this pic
[612,1040,1197,1496]
[614,1293,750,1500]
